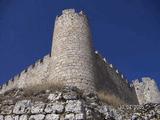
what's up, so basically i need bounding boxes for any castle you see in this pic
[0,9,159,105]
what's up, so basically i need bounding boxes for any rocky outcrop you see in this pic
[0,87,159,120]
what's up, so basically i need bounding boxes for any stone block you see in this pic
[4,115,19,120]
[48,92,62,102]
[19,115,28,120]
[45,114,60,120]
[63,90,78,100]
[31,101,45,114]
[0,105,13,115]
[75,113,84,120]
[29,114,45,120]
[64,114,75,120]
[13,100,31,114]
[0,115,3,120]
[44,102,64,114]
[65,100,83,113]
[2,100,14,105]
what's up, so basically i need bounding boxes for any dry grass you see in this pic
[21,82,126,107]
[0,82,64,102]
[98,91,126,107]
[23,81,64,96]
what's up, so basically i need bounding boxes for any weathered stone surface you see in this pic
[63,87,79,100]
[0,115,3,120]
[2,100,14,105]
[0,105,13,115]
[85,108,93,120]
[19,115,28,120]
[133,77,160,104]
[64,114,75,120]
[63,91,78,100]
[13,100,31,114]
[0,86,159,120]
[49,9,97,94]
[45,114,60,120]
[117,103,160,120]
[31,101,45,114]
[99,105,115,119]
[48,92,62,102]
[44,102,64,113]
[4,115,19,120]
[65,100,83,113]
[29,114,45,120]
[75,113,84,120]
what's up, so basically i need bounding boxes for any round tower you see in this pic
[49,9,97,92]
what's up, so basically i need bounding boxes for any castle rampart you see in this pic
[0,54,51,94]
[94,52,138,104]
[0,51,139,104]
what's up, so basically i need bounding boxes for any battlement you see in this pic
[54,9,89,38]
[0,49,138,104]
[56,9,86,21]
[95,51,130,85]
[61,9,86,16]
[94,51,138,104]
[62,9,75,14]
[0,54,51,94]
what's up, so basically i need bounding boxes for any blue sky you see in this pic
[0,0,160,87]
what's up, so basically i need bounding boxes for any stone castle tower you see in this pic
[0,9,159,105]
[49,9,97,92]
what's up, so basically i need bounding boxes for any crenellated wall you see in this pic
[0,51,139,104]
[94,52,138,104]
[0,54,51,94]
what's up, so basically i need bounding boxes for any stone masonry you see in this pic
[133,77,160,104]
[0,9,159,105]
[49,9,97,93]
[0,87,160,120]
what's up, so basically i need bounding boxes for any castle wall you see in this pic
[133,77,160,104]
[22,54,50,88]
[0,51,139,104]
[49,9,97,93]
[0,54,51,94]
[95,52,138,104]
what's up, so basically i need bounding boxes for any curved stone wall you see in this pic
[49,9,97,92]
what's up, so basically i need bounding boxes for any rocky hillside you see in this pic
[0,87,159,120]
